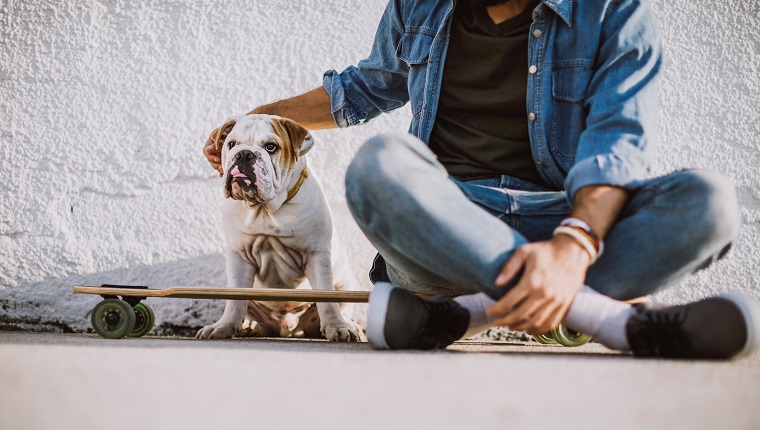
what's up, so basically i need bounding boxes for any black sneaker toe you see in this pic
[627,293,760,359]
[367,282,469,350]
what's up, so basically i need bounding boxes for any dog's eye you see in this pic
[228,140,237,149]
[264,143,278,153]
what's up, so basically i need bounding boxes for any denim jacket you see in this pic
[323,0,662,201]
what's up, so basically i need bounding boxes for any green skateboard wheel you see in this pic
[551,325,592,347]
[91,299,136,339]
[533,332,559,344]
[128,303,155,338]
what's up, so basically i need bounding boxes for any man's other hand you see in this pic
[486,235,591,335]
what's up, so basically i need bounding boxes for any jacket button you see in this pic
[533,29,543,38]
[529,65,538,74]
[528,112,536,121]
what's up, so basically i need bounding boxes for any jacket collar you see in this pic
[541,0,573,27]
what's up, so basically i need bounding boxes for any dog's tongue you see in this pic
[230,165,247,178]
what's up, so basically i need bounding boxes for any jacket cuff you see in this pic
[564,153,650,203]
[322,70,362,129]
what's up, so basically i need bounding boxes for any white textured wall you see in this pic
[0,0,758,333]
[649,0,760,302]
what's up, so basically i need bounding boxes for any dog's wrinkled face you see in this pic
[211,114,313,204]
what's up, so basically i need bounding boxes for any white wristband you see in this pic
[560,217,593,232]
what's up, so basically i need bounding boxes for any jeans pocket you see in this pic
[455,180,510,216]
[510,190,570,215]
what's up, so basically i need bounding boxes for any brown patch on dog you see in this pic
[210,118,237,151]
[271,118,309,169]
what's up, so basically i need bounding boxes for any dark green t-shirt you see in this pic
[429,0,547,186]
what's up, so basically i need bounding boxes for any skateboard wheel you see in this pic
[91,299,136,339]
[533,332,558,345]
[128,303,155,338]
[551,324,592,347]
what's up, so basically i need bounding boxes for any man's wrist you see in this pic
[554,217,605,263]
[560,218,600,243]
[552,218,605,264]
[550,234,593,266]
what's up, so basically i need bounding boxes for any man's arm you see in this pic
[486,185,629,335]
[484,0,661,335]
[567,185,630,240]
[203,87,335,175]
[248,87,336,130]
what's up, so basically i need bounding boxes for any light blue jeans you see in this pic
[345,132,742,301]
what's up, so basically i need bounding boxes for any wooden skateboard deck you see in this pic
[73,285,371,303]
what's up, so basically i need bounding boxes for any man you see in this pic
[204,0,759,358]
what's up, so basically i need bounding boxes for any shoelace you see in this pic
[634,304,695,356]
[414,299,461,349]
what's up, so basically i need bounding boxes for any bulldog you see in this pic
[196,114,361,342]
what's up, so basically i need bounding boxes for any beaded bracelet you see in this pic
[553,226,599,263]
[553,218,605,264]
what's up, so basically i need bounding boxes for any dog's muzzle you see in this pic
[225,150,260,201]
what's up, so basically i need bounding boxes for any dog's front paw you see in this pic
[195,321,240,340]
[322,319,362,342]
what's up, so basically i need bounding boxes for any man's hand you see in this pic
[486,234,590,335]
[486,185,630,335]
[203,131,223,176]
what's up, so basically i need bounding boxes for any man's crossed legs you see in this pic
[345,132,760,359]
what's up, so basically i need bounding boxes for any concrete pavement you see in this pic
[1,332,758,430]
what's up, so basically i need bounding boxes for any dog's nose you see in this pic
[234,150,259,162]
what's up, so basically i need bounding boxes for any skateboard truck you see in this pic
[96,284,149,307]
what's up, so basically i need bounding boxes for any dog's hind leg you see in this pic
[294,305,322,338]
[304,254,361,342]
[240,301,281,337]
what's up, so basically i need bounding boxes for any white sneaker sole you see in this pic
[720,292,760,358]
[367,282,394,350]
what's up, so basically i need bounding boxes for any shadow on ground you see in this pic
[0,254,226,335]
[0,331,632,361]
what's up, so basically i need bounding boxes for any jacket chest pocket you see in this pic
[550,65,593,164]
[397,32,434,120]
[551,66,593,103]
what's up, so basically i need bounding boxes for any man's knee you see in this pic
[345,132,432,219]
[669,169,741,248]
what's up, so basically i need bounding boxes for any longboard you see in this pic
[74,284,372,339]
[73,285,371,303]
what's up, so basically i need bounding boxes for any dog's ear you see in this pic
[272,117,315,161]
[210,118,237,151]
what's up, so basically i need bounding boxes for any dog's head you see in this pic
[210,114,314,205]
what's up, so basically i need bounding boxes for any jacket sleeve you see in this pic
[322,0,411,128]
[564,0,663,202]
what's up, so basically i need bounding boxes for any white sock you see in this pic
[454,293,497,338]
[454,287,633,350]
[563,286,633,351]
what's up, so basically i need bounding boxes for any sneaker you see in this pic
[367,282,470,350]
[626,293,760,359]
